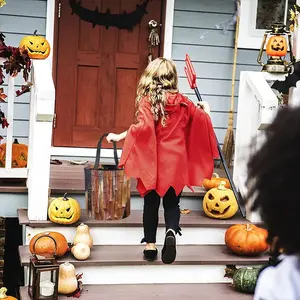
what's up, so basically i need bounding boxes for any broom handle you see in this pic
[194,86,246,218]
[229,1,240,115]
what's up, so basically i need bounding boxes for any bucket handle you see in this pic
[94,133,119,170]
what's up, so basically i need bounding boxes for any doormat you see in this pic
[69,0,150,30]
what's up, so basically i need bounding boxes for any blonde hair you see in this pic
[136,57,178,126]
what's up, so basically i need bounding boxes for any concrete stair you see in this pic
[18,208,267,299]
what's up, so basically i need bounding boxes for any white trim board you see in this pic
[46,0,175,157]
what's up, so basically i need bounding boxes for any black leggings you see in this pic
[142,187,182,243]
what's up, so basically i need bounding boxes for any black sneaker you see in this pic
[143,248,158,261]
[162,229,176,264]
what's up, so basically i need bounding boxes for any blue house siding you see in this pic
[0,0,47,144]
[172,0,260,145]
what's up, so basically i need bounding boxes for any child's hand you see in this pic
[197,101,211,117]
[106,133,120,143]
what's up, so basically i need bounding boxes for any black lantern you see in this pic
[257,22,295,73]
[28,235,59,300]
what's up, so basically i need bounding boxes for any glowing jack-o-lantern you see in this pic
[266,35,288,57]
[19,30,51,59]
[203,181,238,219]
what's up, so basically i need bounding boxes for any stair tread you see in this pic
[18,209,254,228]
[20,283,253,300]
[19,244,268,266]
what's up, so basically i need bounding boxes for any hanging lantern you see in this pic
[28,234,59,300]
[257,22,295,73]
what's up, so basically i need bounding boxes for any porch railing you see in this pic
[233,71,284,222]
[0,59,55,221]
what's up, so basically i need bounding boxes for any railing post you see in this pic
[234,71,279,222]
[5,76,15,170]
[27,60,55,221]
[290,1,300,107]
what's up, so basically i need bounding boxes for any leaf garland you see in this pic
[0,33,32,138]
[289,4,300,32]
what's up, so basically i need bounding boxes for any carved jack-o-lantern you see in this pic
[266,35,288,57]
[19,30,51,59]
[48,193,81,225]
[203,181,238,219]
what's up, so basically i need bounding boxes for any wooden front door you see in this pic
[53,0,164,148]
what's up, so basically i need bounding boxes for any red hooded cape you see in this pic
[119,93,219,197]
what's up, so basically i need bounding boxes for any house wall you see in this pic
[0,0,47,144]
[172,0,260,146]
[0,0,263,217]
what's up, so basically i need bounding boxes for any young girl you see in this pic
[247,106,300,299]
[107,58,218,264]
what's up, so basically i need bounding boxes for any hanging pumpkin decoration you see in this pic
[29,231,69,258]
[203,181,238,219]
[0,287,17,300]
[202,173,230,190]
[225,224,269,256]
[225,265,261,294]
[266,35,288,57]
[48,193,81,225]
[19,30,51,59]
[0,139,28,168]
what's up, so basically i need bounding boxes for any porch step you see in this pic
[19,245,269,267]
[19,244,267,284]
[20,283,253,300]
[19,209,253,245]
[18,209,250,228]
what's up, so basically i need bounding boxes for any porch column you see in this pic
[290,0,300,107]
[27,60,55,221]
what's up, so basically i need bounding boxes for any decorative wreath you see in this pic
[69,0,150,30]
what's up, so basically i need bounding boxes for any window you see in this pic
[238,0,296,49]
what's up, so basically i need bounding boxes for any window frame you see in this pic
[238,0,291,49]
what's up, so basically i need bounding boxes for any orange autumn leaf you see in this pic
[0,88,7,102]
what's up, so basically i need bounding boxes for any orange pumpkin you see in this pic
[0,139,28,168]
[225,224,268,256]
[29,231,69,258]
[202,173,230,190]
[266,35,288,57]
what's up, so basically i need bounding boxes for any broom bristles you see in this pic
[221,126,234,168]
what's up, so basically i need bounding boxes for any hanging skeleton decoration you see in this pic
[148,20,160,63]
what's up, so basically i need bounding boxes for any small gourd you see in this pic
[0,287,17,300]
[58,262,78,295]
[71,242,90,260]
[225,265,261,294]
[73,223,93,248]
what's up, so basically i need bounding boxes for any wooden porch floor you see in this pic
[0,160,231,196]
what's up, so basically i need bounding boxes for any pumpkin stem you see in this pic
[224,265,238,279]
[217,181,227,191]
[63,193,68,200]
[212,173,219,178]
[33,29,38,35]
[246,224,252,231]
[13,138,19,144]
[0,287,8,299]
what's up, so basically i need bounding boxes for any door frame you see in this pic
[46,0,175,158]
